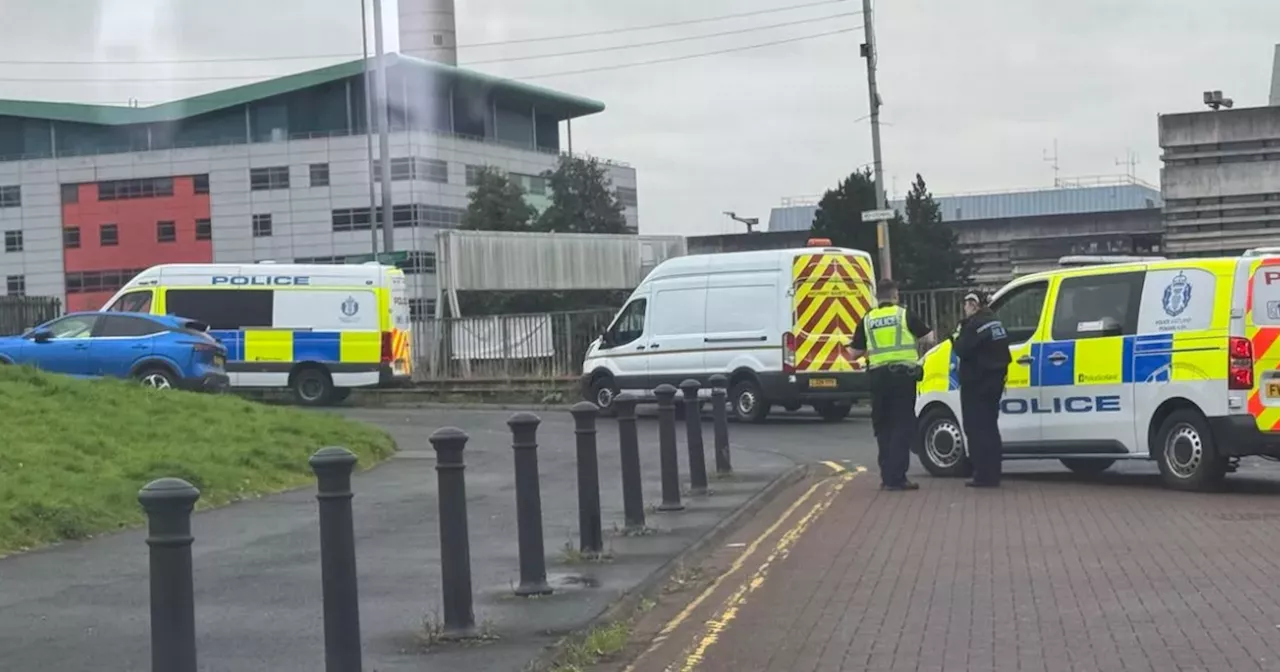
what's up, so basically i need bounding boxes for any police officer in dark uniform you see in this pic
[952,291,1011,487]
[848,279,935,491]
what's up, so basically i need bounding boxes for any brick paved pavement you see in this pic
[631,468,1280,672]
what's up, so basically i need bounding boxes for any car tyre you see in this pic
[588,375,619,417]
[813,400,852,422]
[730,378,770,423]
[1154,408,1226,491]
[291,366,334,407]
[917,406,973,477]
[1060,458,1115,476]
[137,366,176,390]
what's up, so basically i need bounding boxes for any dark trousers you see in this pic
[869,366,918,487]
[960,375,1005,485]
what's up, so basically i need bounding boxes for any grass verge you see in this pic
[549,621,631,672]
[0,366,395,555]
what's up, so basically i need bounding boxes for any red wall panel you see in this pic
[66,291,117,313]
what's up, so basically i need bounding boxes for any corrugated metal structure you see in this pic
[767,177,1163,232]
[434,229,686,295]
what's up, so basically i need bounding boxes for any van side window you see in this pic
[608,299,647,347]
[107,290,153,313]
[165,289,274,330]
[988,281,1048,345]
[1050,272,1144,341]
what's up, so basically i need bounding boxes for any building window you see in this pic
[420,205,464,229]
[64,227,81,249]
[100,223,119,246]
[0,185,20,208]
[61,183,79,204]
[252,214,273,237]
[193,174,210,194]
[195,218,212,241]
[409,298,437,320]
[616,186,638,208]
[511,173,548,196]
[250,166,290,191]
[156,220,177,243]
[399,251,437,275]
[374,157,448,183]
[6,275,25,296]
[64,268,146,294]
[332,207,374,232]
[4,230,22,252]
[310,163,330,187]
[465,164,491,186]
[98,177,173,201]
[421,159,448,183]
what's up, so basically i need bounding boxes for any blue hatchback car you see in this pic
[0,311,229,391]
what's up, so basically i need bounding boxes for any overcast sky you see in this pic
[1,0,1277,236]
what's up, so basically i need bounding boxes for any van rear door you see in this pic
[1247,257,1280,432]
[790,250,875,383]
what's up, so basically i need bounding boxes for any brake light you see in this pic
[1228,336,1254,390]
[381,331,394,363]
[783,331,796,373]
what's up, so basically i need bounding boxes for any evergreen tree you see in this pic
[460,167,537,232]
[895,174,972,289]
[537,155,628,234]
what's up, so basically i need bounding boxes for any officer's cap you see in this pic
[963,291,984,305]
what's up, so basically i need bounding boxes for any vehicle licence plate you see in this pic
[809,378,837,389]
[1267,381,1280,400]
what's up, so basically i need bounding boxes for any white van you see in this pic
[581,241,877,422]
[101,262,413,405]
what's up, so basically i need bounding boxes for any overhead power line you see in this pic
[465,12,858,66]
[0,0,844,66]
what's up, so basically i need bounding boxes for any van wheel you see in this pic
[589,376,619,417]
[326,388,352,406]
[291,366,334,407]
[813,401,852,422]
[1154,408,1226,491]
[730,379,770,423]
[1060,458,1115,476]
[918,407,973,477]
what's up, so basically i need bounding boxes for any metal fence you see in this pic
[0,296,62,336]
[899,287,1001,336]
[411,308,616,381]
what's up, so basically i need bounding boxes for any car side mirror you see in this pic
[31,329,53,343]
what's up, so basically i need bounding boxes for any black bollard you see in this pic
[138,478,201,672]
[309,447,363,672]
[508,412,553,596]
[679,379,710,496]
[709,374,733,474]
[653,384,685,511]
[429,427,477,638]
[570,401,604,556]
[614,393,647,530]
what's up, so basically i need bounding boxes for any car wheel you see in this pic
[1060,458,1115,476]
[589,375,619,417]
[729,378,770,423]
[137,367,175,390]
[1154,408,1226,491]
[813,401,852,422]
[291,366,334,407]
[918,407,973,477]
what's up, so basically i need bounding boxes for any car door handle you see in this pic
[74,343,89,350]
[1048,352,1069,364]
[1017,355,1034,365]
[131,344,148,350]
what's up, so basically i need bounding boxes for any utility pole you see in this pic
[360,0,379,255]
[860,0,891,279]
[372,0,395,254]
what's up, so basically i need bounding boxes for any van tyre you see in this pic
[291,366,334,407]
[917,407,973,478]
[730,379,770,423]
[814,401,852,422]
[327,388,352,406]
[1154,408,1227,491]
[1060,458,1115,476]
[589,376,619,417]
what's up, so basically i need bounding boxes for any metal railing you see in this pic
[899,287,1000,337]
[0,296,62,336]
[411,308,615,381]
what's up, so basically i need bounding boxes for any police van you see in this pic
[916,248,1280,490]
[101,263,412,405]
[582,241,876,422]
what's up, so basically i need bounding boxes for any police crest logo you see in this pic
[340,296,360,321]
[1162,272,1192,317]
[1269,300,1280,321]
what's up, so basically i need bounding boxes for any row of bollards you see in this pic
[136,377,735,672]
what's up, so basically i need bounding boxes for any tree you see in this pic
[537,155,628,234]
[894,174,972,289]
[809,169,901,279]
[461,167,537,232]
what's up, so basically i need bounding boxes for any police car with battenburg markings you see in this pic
[101,262,413,405]
[915,248,1280,491]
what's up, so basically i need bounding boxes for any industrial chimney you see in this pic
[398,0,457,65]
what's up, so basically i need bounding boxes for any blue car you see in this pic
[0,311,229,391]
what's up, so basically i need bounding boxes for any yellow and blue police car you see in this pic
[915,248,1280,491]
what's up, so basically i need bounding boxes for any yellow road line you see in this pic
[678,471,856,671]
[820,460,847,474]
[621,466,852,672]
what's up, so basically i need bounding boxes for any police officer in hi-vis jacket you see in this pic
[848,279,935,490]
